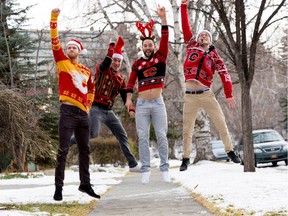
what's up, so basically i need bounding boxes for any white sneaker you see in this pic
[141,171,151,184]
[129,164,141,172]
[161,171,170,183]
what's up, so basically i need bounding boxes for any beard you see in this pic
[143,50,154,58]
[67,52,78,60]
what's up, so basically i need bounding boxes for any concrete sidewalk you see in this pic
[87,168,214,216]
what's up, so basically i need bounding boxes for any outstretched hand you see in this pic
[181,0,189,5]
[157,5,166,19]
[52,8,60,15]
[226,97,236,109]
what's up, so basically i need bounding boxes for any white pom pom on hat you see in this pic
[66,39,87,54]
[196,30,212,43]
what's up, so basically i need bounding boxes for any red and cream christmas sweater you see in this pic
[181,4,233,98]
[50,12,95,112]
[126,25,169,93]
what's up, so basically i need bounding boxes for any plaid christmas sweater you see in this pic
[50,12,95,112]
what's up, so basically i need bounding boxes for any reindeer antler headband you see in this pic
[136,19,155,41]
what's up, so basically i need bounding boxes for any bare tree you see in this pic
[209,0,287,172]
[45,0,287,165]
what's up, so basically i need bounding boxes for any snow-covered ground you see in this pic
[0,159,287,216]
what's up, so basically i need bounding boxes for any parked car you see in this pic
[210,140,229,161]
[236,129,288,166]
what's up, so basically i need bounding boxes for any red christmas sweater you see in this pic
[127,25,169,93]
[181,4,233,98]
[94,43,133,111]
[50,12,95,112]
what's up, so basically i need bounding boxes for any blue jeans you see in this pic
[135,96,169,172]
[55,104,90,187]
[72,105,138,168]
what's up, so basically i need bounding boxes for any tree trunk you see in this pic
[193,109,213,163]
[241,83,255,172]
[13,142,27,172]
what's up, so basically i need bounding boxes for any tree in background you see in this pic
[0,82,57,172]
[3,0,286,168]
[278,28,288,136]
[47,0,287,165]
[207,0,287,172]
[0,0,58,172]
[0,0,35,87]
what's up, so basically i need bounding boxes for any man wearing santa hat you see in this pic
[50,8,100,201]
[71,36,140,172]
[179,0,240,172]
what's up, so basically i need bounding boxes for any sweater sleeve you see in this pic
[98,42,114,72]
[213,50,233,98]
[126,62,138,93]
[158,25,169,58]
[87,71,95,109]
[50,12,66,63]
[181,4,193,43]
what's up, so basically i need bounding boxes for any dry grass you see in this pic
[1,201,98,216]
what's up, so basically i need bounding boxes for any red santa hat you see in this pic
[66,39,87,54]
[112,36,124,60]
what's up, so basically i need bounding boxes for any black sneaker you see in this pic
[78,184,101,199]
[180,158,190,171]
[53,186,63,201]
[227,151,240,163]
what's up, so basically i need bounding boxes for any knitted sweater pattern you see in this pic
[50,12,95,112]
[94,64,126,109]
[127,26,169,93]
[181,4,233,98]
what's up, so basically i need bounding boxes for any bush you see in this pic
[89,137,138,166]
[67,136,138,167]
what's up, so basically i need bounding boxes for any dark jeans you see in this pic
[71,105,138,168]
[55,104,90,187]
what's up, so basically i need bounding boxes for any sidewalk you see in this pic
[87,167,214,216]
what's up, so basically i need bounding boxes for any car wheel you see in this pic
[272,161,277,166]
[285,160,288,166]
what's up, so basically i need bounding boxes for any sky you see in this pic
[18,0,175,31]
[18,0,285,53]
[19,0,76,30]
[0,158,287,216]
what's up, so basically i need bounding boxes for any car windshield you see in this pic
[212,142,224,149]
[253,131,284,144]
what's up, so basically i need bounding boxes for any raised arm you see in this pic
[98,39,115,72]
[157,5,169,57]
[181,0,193,43]
[50,8,66,62]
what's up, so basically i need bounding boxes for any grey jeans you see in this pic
[135,96,169,172]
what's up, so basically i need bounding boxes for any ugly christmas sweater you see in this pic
[126,25,169,93]
[50,12,95,112]
[181,4,233,98]
[93,43,131,110]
